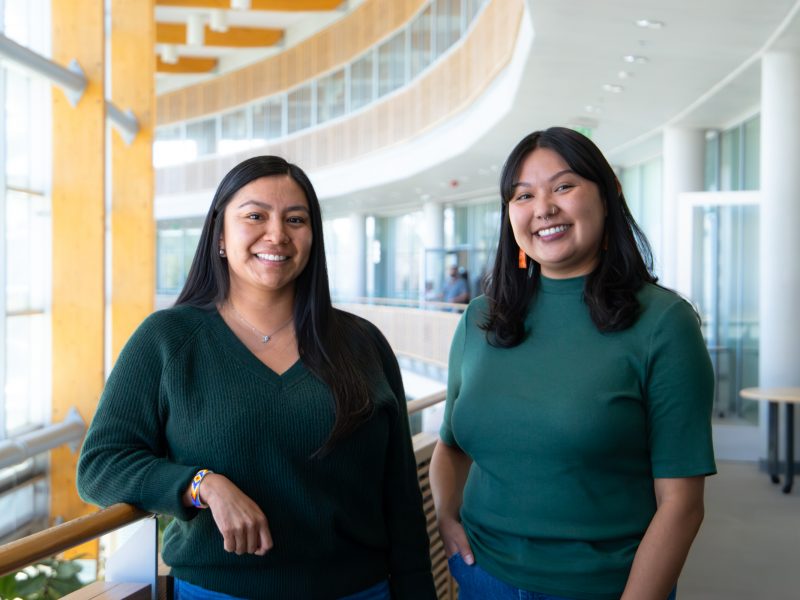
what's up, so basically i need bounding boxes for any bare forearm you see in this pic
[622,479,705,600]
[429,440,472,520]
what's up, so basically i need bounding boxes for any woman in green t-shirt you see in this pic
[430,127,715,600]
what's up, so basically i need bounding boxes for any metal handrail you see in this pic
[336,297,467,311]
[0,504,150,577]
[0,33,139,143]
[407,390,446,415]
[0,408,86,470]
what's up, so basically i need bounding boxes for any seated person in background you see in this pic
[443,265,470,303]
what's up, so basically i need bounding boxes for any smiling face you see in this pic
[508,147,606,279]
[219,175,312,301]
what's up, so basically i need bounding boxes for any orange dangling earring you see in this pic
[518,247,527,269]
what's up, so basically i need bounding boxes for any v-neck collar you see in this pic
[203,307,308,388]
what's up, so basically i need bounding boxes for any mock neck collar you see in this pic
[538,274,585,295]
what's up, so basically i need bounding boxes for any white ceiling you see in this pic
[316,0,800,216]
[154,0,800,215]
[154,3,359,94]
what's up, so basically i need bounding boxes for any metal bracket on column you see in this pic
[0,407,87,470]
[64,59,86,106]
[106,101,140,145]
[0,33,87,105]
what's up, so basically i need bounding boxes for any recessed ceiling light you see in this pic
[584,105,602,114]
[602,84,624,93]
[635,19,664,29]
[623,55,649,64]
[618,70,632,79]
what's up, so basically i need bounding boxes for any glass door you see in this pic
[689,197,761,459]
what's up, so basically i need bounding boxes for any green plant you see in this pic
[0,558,84,600]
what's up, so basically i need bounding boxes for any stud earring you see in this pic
[218,248,227,258]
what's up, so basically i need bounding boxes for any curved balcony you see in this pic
[154,0,524,199]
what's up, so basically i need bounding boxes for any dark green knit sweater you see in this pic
[77,305,435,599]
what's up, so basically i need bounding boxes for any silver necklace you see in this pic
[227,302,293,344]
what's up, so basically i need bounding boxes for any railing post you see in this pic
[105,516,158,600]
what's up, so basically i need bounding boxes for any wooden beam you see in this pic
[156,22,282,47]
[111,1,155,363]
[157,56,218,73]
[51,0,105,557]
[156,0,343,10]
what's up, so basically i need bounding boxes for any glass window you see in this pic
[157,229,184,294]
[5,69,49,191]
[465,0,485,23]
[409,6,434,78]
[252,97,283,141]
[5,313,48,432]
[153,125,195,168]
[287,85,313,134]
[156,220,203,296]
[219,108,249,154]
[186,118,217,156]
[6,191,48,313]
[317,69,346,124]
[435,0,462,56]
[743,116,760,191]
[378,30,406,97]
[719,128,741,191]
[704,131,720,191]
[692,204,759,425]
[350,52,375,111]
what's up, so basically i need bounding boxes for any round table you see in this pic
[739,387,800,494]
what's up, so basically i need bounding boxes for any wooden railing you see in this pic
[0,504,148,577]
[0,395,452,600]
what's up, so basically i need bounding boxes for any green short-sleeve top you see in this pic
[440,276,716,600]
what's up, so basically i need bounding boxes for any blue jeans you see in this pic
[448,553,677,600]
[174,578,390,600]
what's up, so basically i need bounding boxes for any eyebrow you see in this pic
[512,169,575,189]
[236,200,309,213]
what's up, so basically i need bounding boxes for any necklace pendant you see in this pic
[261,335,271,344]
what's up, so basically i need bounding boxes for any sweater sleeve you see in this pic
[368,326,437,599]
[76,311,201,521]
[645,299,717,478]
[439,307,468,447]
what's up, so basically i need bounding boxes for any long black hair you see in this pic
[483,127,657,347]
[176,156,376,453]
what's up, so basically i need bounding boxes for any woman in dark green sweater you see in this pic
[77,156,436,600]
[430,128,715,600]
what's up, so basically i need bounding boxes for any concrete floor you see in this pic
[679,461,800,599]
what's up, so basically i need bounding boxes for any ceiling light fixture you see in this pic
[231,0,251,9]
[602,83,624,93]
[623,54,649,64]
[617,70,631,79]
[635,19,664,29]
[210,10,228,33]
[186,14,205,46]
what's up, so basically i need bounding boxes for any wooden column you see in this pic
[110,0,155,362]
[50,0,105,539]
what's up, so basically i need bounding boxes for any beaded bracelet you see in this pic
[190,468,213,509]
